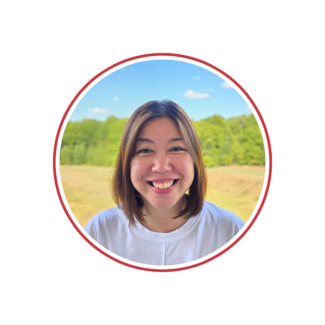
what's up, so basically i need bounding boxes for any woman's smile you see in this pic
[146,178,179,193]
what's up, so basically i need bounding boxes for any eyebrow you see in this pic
[136,137,185,143]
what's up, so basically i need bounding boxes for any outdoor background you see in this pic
[60,60,265,227]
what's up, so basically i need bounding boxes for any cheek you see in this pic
[177,156,195,180]
[130,158,146,185]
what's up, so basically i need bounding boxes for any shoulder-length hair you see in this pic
[112,100,207,225]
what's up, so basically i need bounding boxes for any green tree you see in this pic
[73,143,87,165]
[60,145,73,165]
[60,113,265,167]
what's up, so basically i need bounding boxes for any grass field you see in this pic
[60,165,265,227]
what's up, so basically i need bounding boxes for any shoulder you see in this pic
[201,201,245,232]
[84,206,126,238]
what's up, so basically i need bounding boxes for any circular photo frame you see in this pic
[53,53,272,272]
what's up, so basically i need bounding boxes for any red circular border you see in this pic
[52,52,273,273]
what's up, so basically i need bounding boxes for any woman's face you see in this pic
[130,117,195,211]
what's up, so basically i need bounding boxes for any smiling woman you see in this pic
[130,117,195,233]
[84,100,244,265]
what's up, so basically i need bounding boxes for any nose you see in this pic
[151,153,172,173]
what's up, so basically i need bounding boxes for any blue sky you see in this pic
[69,60,251,122]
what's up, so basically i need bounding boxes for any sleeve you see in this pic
[234,215,245,234]
[84,215,98,240]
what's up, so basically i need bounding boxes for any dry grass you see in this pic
[205,166,265,222]
[60,165,265,227]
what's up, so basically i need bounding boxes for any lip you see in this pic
[147,178,176,183]
[147,179,179,194]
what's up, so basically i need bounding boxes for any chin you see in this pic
[145,196,182,211]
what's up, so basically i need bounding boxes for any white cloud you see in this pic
[221,81,233,88]
[88,108,108,113]
[193,76,200,80]
[204,88,214,92]
[113,96,119,101]
[184,90,209,99]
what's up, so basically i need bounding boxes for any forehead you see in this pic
[137,117,182,138]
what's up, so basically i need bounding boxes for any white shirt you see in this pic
[85,201,245,266]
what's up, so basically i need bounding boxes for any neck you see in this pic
[140,196,188,233]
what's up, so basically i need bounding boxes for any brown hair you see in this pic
[112,100,207,225]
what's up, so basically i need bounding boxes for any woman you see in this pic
[85,100,244,265]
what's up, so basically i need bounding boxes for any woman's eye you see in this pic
[170,147,185,152]
[137,149,152,154]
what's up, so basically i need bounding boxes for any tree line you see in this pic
[60,114,265,167]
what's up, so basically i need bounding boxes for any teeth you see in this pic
[152,181,175,189]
